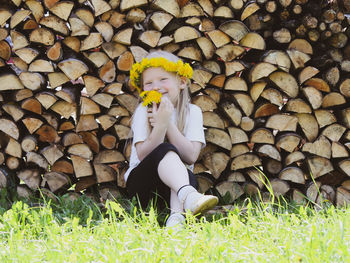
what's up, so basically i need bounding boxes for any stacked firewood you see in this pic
[0,0,349,206]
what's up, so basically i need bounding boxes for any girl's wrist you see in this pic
[154,121,168,131]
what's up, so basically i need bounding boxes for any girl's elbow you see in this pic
[186,153,198,165]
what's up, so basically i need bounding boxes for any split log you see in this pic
[292,189,306,204]
[261,88,283,107]
[266,114,298,132]
[215,181,244,203]
[17,185,33,199]
[79,132,100,154]
[0,74,24,91]
[306,181,321,203]
[279,167,305,184]
[51,159,74,175]
[269,71,298,98]
[203,152,229,179]
[44,172,71,193]
[302,136,331,158]
[270,178,290,197]
[227,171,246,183]
[0,119,19,140]
[240,32,266,50]
[94,163,117,183]
[76,115,99,132]
[246,169,266,189]
[26,152,49,170]
[99,185,122,201]
[299,66,319,84]
[276,133,301,153]
[203,112,225,129]
[322,92,346,108]
[336,186,350,206]
[231,153,261,170]
[314,110,336,128]
[244,182,260,196]
[36,125,60,143]
[228,127,248,145]
[205,128,232,151]
[221,102,242,126]
[249,62,277,83]
[41,144,64,166]
[94,150,125,164]
[49,1,74,20]
[68,144,93,160]
[36,92,57,110]
[17,169,41,190]
[71,155,93,178]
[321,124,346,142]
[29,28,54,46]
[257,144,281,161]
[2,104,24,122]
[196,175,214,194]
[265,159,282,175]
[250,128,274,144]
[263,50,291,72]
[230,144,249,158]
[307,156,334,179]
[40,15,69,36]
[296,113,319,142]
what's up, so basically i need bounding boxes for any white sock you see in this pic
[177,185,197,204]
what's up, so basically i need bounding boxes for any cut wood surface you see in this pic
[0,0,349,205]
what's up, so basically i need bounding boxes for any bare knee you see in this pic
[159,151,181,164]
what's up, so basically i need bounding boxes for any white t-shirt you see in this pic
[124,103,206,182]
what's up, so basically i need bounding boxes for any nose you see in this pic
[152,82,161,91]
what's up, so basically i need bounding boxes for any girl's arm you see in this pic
[135,97,173,161]
[166,123,202,164]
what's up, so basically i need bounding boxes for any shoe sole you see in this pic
[191,196,218,215]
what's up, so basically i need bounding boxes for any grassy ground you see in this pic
[0,190,349,262]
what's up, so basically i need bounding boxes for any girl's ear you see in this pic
[179,77,187,90]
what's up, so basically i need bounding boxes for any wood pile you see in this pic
[0,0,350,206]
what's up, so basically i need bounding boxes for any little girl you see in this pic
[124,50,218,227]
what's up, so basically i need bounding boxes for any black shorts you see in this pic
[126,143,198,209]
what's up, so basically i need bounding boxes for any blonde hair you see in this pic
[141,50,191,133]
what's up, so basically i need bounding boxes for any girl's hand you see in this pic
[147,96,174,128]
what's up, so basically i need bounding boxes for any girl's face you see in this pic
[142,67,186,105]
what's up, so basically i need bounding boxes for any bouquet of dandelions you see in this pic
[140,90,162,107]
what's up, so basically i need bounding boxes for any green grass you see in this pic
[0,192,349,262]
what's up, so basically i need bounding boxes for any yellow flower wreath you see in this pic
[130,57,193,93]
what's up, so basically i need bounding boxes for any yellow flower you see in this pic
[141,90,162,107]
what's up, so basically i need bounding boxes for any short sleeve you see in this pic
[184,104,206,148]
[131,104,149,144]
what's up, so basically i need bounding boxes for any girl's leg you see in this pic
[127,143,217,215]
[157,151,189,193]
[165,190,185,227]
[170,189,183,213]
[158,150,218,215]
